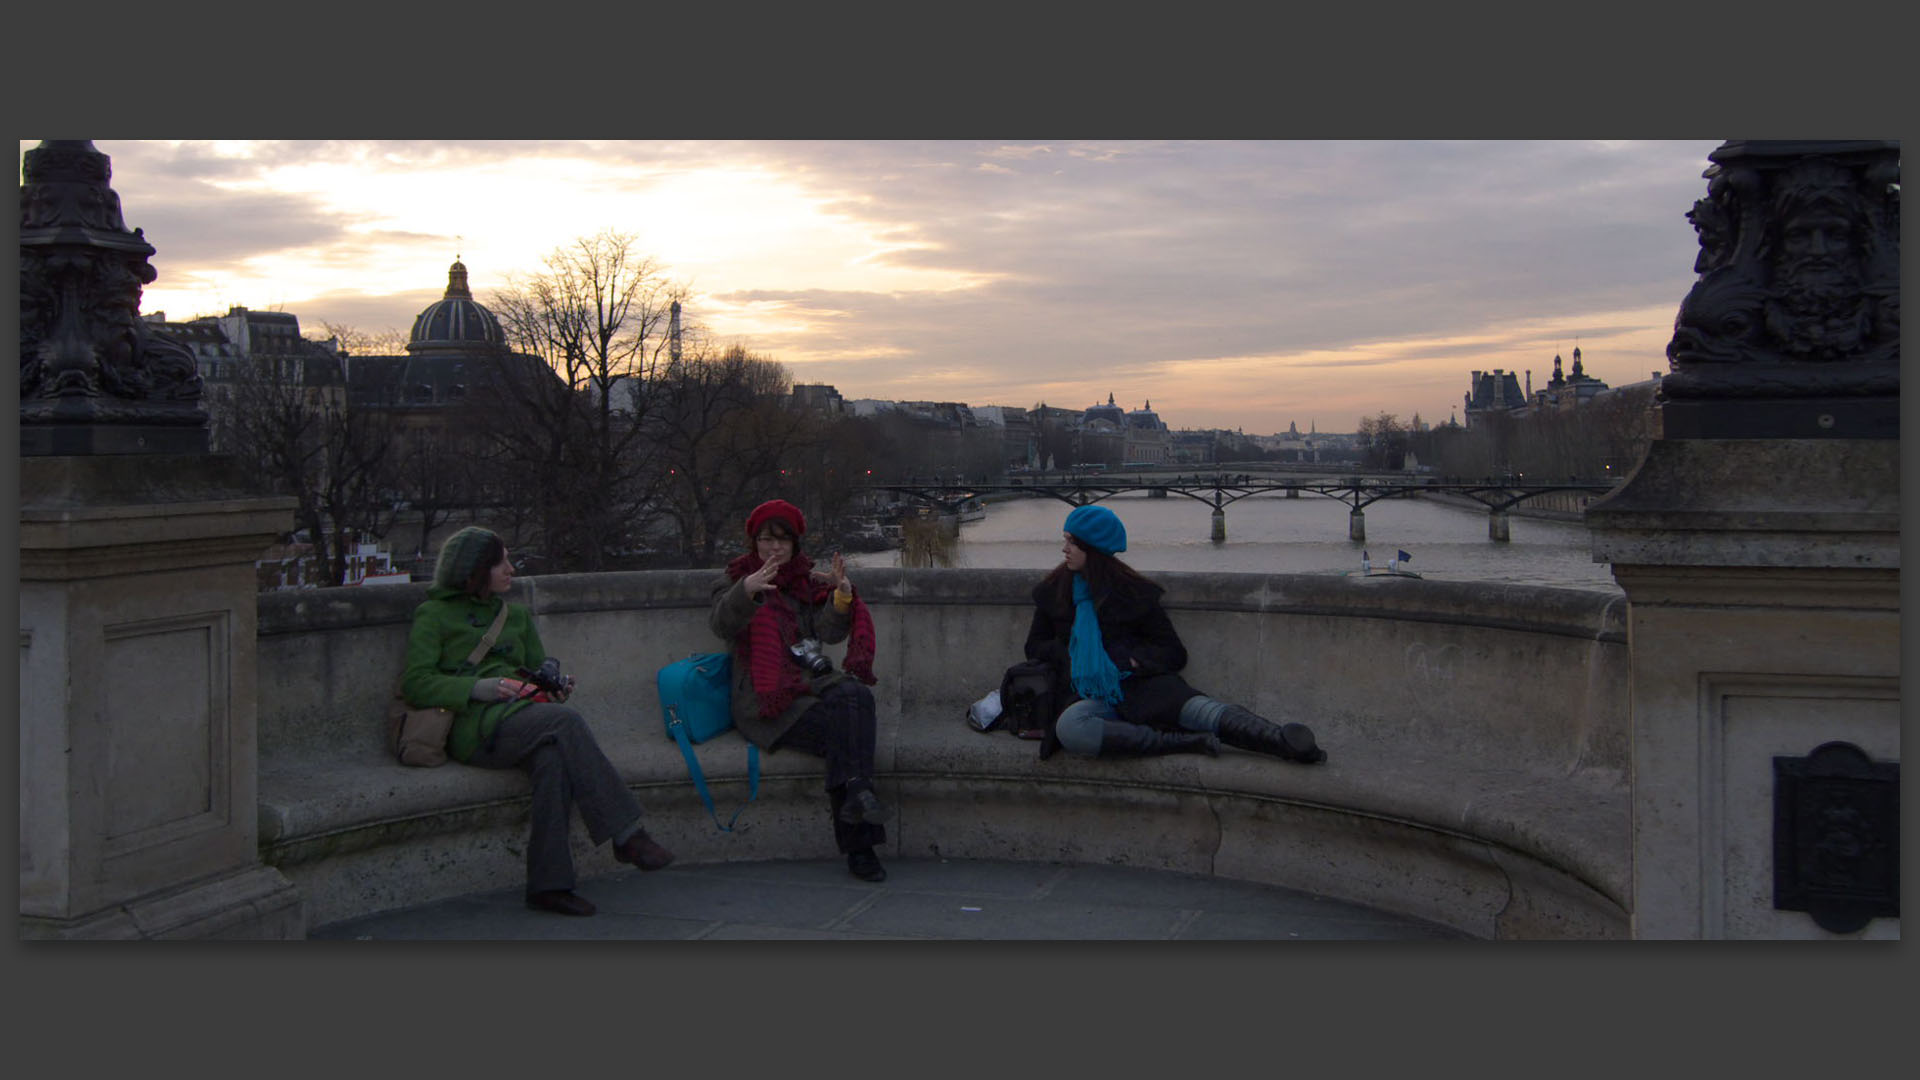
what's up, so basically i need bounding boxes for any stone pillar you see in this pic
[17,141,304,938]
[1347,509,1364,543]
[1210,508,1227,543]
[1586,140,1899,940]
[1488,508,1510,542]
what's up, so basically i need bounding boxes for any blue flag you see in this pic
[1397,550,1412,563]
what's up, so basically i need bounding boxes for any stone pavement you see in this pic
[308,857,1469,941]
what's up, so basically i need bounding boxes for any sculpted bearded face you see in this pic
[1777,202,1861,300]
[1766,176,1871,359]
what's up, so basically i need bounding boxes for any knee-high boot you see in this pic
[1213,706,1327,764]
[1096,721,1219,758]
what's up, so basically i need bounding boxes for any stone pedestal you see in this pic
[18,455,305,939]
[1587,438,1899,939]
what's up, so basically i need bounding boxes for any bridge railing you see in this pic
[857,476,1621,541]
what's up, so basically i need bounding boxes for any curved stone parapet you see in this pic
[256,569,1630,938]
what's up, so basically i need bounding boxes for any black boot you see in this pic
[848,847,887,882]
[836,781,895,826]
[1096,721,1220,758]
[1213,706,1326,764]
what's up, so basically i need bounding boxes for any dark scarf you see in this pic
[725,549,877,719]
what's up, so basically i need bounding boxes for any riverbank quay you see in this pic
[1418,487,1589,522]
[257,568,1629,940]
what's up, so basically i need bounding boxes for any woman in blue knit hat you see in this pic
[403,525,675,917]
[1023,504,1326,763]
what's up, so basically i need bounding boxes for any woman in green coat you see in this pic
[403,526,674,917]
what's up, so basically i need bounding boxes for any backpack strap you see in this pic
[665,707,760,832]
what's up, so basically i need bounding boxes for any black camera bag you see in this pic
[998,659,1058,745]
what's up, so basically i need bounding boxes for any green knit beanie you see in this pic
[433,526,501,591]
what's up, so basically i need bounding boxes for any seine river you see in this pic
[846,492,1621,594]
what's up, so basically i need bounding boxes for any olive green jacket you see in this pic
[402,586,547,762]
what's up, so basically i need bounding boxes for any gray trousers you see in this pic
[466,703,644,895]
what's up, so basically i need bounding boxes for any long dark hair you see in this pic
[1040,534,1154,606]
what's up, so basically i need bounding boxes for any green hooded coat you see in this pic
[400,526,547,762]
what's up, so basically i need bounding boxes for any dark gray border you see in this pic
[9,9,1912,1075]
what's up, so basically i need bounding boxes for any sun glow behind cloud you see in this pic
[27,138,1719,431]
[131,143,992,329]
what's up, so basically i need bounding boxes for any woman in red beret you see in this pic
[711,500,891,881]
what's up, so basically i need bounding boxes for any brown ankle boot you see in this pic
[614,828,675,871]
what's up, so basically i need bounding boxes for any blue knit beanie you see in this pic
[1063,504,1127,555]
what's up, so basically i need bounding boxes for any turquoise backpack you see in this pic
[656,652,759,831]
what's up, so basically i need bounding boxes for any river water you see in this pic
[846,492,1621,594]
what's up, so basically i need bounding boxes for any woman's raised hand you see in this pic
[744,555,783,597]
[812,551,849,593]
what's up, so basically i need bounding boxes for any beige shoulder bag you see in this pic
[387,601,511,767]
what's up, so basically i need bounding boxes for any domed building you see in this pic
[1077,392,1128,466]
[1123,399,1171,465]
[406,260,506,355]
[1082,392,1127,430]
[349,259,552,416]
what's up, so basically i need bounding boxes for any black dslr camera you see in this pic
[789,638,833,676]
[515,657,573,698]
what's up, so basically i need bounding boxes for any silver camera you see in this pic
[789,638,833,676]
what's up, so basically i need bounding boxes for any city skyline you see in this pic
[19,139,1720,432]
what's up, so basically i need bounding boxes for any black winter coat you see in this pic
[1024,572,1203,729]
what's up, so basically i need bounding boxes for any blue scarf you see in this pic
[1069,574,1128,705]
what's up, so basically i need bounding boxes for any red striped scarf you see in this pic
[726,551,877,719]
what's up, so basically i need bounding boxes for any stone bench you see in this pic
[256,568,1630,938]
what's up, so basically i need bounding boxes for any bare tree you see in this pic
[1413,388,1659,484]
[1030,407,1074,473]
[317,321,409,358]
[312,401,402,584]
[217,350,399,585]
[1356,412,1408,470]
[481,230,686,572]
[384,424,478,559]
[652,343,828,564]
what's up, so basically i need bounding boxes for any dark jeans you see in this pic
[773,680,885,854]
[466,703,644,895]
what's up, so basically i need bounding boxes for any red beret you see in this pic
[746,499,806,539]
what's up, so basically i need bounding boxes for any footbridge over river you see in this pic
[862,474,1620,542]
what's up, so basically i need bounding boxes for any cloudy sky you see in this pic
[21,139,1723,433]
